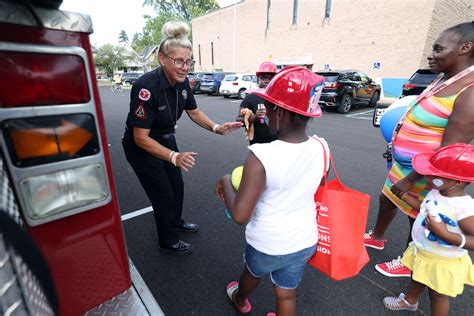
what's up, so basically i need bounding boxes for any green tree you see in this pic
[94,44,127,77]
[143,0,219,22]
[118,30,129,43]
[132,0,219,53]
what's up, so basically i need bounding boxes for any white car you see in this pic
[219,73,258,99]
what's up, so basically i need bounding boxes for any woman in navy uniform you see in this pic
[122,21,241,255]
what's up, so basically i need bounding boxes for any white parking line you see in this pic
[350,116,373,120]
[121,206,153,221]
[230,100,241,103]
[345,109,374,117]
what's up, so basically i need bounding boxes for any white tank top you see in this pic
[246,136,329,255]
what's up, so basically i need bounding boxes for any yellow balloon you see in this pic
[231,166,244,190]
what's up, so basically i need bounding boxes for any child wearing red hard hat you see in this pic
[215,67,327,315]
[383,143,474,315]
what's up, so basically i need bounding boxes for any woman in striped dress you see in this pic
[364,21,474,277]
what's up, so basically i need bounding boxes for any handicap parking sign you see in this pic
[373,62,381,69]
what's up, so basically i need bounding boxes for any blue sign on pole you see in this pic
[324,64,330,70]
[373,62,381,69]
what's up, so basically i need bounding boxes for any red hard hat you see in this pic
[256,61,278,77]
[412,143,474,182]
[253,66,324,117]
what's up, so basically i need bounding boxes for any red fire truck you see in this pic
[0,1,162,314]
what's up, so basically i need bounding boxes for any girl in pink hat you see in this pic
[383,143,474,315]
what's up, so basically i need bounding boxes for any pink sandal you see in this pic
[226,281,252,313]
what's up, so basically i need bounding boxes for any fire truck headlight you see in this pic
[19,164,108,219]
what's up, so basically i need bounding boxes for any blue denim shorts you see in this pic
[244,243,316,289]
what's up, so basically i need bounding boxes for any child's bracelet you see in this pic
[458,234,466,248]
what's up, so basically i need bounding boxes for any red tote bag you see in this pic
[308,137,370,281]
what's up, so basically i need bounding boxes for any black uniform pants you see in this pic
[122,133,184,247]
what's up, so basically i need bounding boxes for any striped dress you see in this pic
[382,83,473,219]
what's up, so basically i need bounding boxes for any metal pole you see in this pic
[292,0,298,25]
[266,0,271,31]
[233,2,236,72]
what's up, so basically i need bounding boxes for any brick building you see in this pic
[191,0,473,97]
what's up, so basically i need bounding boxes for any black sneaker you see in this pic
[176,222,199,233]
[160,240,193,255]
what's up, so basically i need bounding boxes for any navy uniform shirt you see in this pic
[239,93,277,145]
[126,67,197,140]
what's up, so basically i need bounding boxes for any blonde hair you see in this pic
[159,21,192,55]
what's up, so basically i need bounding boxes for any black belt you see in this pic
[124,127,175,139]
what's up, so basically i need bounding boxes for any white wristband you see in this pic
[168,151,175,162]
[212,123,220,133]
[458,233,466,248]
[171,152,178,167]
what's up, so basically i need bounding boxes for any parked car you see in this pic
[96,74,110,81]
[219,73,258,99]
[315,70,381,113]
[400,69,439,97]
[189,72,212,94]
[121,72,142,85]
[200,72,234,95]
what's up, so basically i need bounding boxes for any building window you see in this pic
[292,0,298,25]
[198,44,201,66]
[211,42,214,65]
[325,0,332,18]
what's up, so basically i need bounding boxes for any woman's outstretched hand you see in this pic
[216,122,243,135]
[175,152,197,172]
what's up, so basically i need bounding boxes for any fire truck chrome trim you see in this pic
[0,156,24,227]
[0,2,93,34]
[0,42,111,227]
[85,260,164,315]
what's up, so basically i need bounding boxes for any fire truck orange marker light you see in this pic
[10,119,92,160]
[57,119,93,156]
[11,127,59,159]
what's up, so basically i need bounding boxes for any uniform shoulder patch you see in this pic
[134,101,147,119]
[138,88,151,101]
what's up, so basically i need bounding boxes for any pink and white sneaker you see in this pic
[364,230,386,250]
[375,257,411,277]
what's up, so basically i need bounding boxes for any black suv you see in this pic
[121,72,142,85]
[400,69,438,97]
[315,70,381,113]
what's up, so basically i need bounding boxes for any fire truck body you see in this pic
[0,1,162,315]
